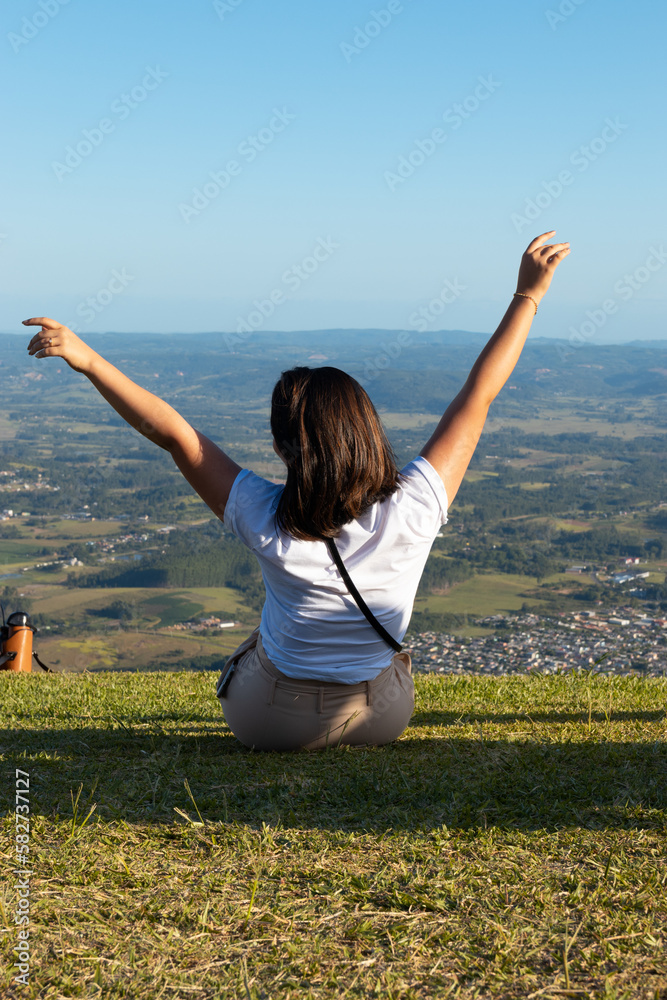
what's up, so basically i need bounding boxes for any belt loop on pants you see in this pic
[366,680,372,708]
[268,677,277,707]
[317,688,324,715]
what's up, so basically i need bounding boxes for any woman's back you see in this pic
[224,454,448,682]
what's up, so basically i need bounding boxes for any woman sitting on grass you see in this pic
[24,231,569,751]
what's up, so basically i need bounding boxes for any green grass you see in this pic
[1,672,666,998]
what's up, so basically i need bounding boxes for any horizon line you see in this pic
[2,327,667,347]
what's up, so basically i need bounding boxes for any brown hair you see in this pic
[270,366,403,541]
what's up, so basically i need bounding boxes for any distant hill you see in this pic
[3,331,666,405]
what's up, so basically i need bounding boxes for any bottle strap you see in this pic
[325,537,402,653]
[33,651,56,673]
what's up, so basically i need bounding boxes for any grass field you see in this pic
[414,572,562,619]
[0,415,17,441]
[0,541,58,567]
[33,520,133,539]
[460,470,499,484]
[25,585,251,621]
[1,672,665,999]
[483,409,666,440]
[140,593,208,628]
[36,628,245,672]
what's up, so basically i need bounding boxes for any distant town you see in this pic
[166,608,667,675]
[408,609,667,677]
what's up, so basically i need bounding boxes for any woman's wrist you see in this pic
[75,352,98,376]
[512,291,540,315]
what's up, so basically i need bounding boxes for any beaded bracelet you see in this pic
[513,292,538,315]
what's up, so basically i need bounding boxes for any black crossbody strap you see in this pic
[325,537,402,653]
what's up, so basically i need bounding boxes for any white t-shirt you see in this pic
[223,455,448,683]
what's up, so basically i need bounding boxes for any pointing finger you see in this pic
[22,317,60,329]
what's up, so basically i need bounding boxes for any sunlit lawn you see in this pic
[1,670,666,999]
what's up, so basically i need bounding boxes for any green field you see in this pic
[32,585,250,620]
[0,414,17,440]
[34,520,133,539]
[0,541,57,566]
[139,593,204,628]
[1,672,665,998]
[414,572,567,619]
[460,470,499,483]
[484,408,666,439]
[518,481,551,491]
[25,584,253,673]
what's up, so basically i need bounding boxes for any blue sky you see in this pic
[2,0,665,340]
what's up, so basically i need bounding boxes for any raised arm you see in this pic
[420,231,570,505]
[23,318,241,520]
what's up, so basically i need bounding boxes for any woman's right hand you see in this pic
[23,317,98,373]
[515,231,571,305]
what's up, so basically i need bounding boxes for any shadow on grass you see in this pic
[2,720,666,833]
[412,709,667,726]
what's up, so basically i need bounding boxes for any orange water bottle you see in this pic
[0,611,36,672]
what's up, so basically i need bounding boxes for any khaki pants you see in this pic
[216,628,414,751]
